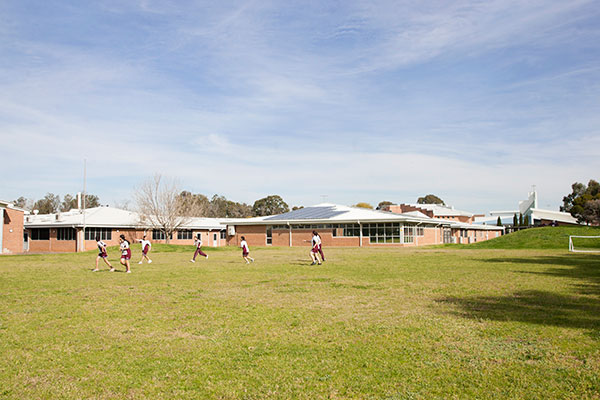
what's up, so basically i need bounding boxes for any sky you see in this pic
[1,0,599,213]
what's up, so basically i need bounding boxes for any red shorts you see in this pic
[98,252,107,258]
[142,245,149,255]
[121,249,131,260]
[242,250,249,257]
[311,246,319,253]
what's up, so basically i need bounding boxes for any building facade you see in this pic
[24,206,226,253]
[1,200,25,254]
[226,204,503,248]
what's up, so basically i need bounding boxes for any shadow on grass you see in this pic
[437,254,600,334]
[438,290,600,332]
[482,254,600,295]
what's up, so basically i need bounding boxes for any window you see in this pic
[177,230,193,240]
[342,224,360,237]
[30,228,50,240]
[266,227,272,245]
[85,228,111,241]
[220,230,226,239]
[360,223,403,244]
[416,226,424,237]
[57,228,75,241]
[152,230,172,240]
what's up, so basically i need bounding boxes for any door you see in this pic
[443,228,452,244]
[213,233,218,246]
[23,232,29,252]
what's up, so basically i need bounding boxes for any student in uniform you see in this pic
[119,234,132,273]
[137,235,152,264]
[240,236,254,264]
[309,231,322,265]
[190,233,208,262]
[93,236,114,272]
[317,232,325,262]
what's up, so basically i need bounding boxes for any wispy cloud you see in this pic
[1,0,599,212]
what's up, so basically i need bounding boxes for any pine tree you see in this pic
[497,216,502,226]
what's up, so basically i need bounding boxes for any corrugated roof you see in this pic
[264,206,348,220]
[24,207,225,230]
[405,203,474,217]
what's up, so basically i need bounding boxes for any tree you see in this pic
[496,216,502,226]
[32,193,61,214]
[524,215,530,226]
[561,179,600,224]
[513,213,518,226]
[292,206,304,211]
[583,199,600,226]
[207,194,252,218]
[12,196,32,210]
[353,202,373,209]
[252,195,289,217]
[519,214,524,226]
[178,191,210,217]
[377,201,394,210]
[417,194,445,205]
[60,193,100,212]
[134,174,190,244]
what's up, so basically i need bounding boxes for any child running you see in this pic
[93,236,114,272]
[137,235,152,264]
[240,236,254,264]
[190,233,208,262]
[317,231,325,262]
[310,231,322,265]
[119,234,132,273]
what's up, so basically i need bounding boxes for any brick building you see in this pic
[0,200,25,254]
[24,206,226,253]
[225,204,503,248]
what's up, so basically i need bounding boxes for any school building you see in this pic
[225,203,504,248]
[0,200,25,254]
[24,206,226,253]
[382,203,482,223]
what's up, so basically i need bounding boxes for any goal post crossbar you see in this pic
[569,235,600,253]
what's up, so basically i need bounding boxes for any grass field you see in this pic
[1,238,599,399]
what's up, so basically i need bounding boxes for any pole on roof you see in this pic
[82,159,86,252]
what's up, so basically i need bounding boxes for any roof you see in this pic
[529,208,578,224]
[404,203,474,217]
[24,206,225,230]
[228,203,503,231]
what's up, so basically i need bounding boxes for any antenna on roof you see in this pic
[82,159,86,252]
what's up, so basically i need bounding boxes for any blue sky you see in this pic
[1,0,599,212]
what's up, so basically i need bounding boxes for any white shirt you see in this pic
[194,237,203,248]
[139,239,151,249]
[97,241,107,252]
[240,240,249,252]
[120,240,130,255]
[312,235,321,247]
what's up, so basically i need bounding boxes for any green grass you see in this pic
[451,226,600,249]
[1,245,599,399]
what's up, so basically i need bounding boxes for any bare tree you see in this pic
[134,174,191,244]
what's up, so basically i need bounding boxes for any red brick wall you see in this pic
[227,225,268,247]
[2,208,24,254]
[28,228,77,253]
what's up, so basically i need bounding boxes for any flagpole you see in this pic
[82,159,86,252]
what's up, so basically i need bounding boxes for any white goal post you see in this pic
[569,235,600,253]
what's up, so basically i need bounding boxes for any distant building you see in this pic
[485,190,578,227]
[225,203,503,248]
[381,203,482,224]
[24,206,226,253]
[0,200,25,254]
